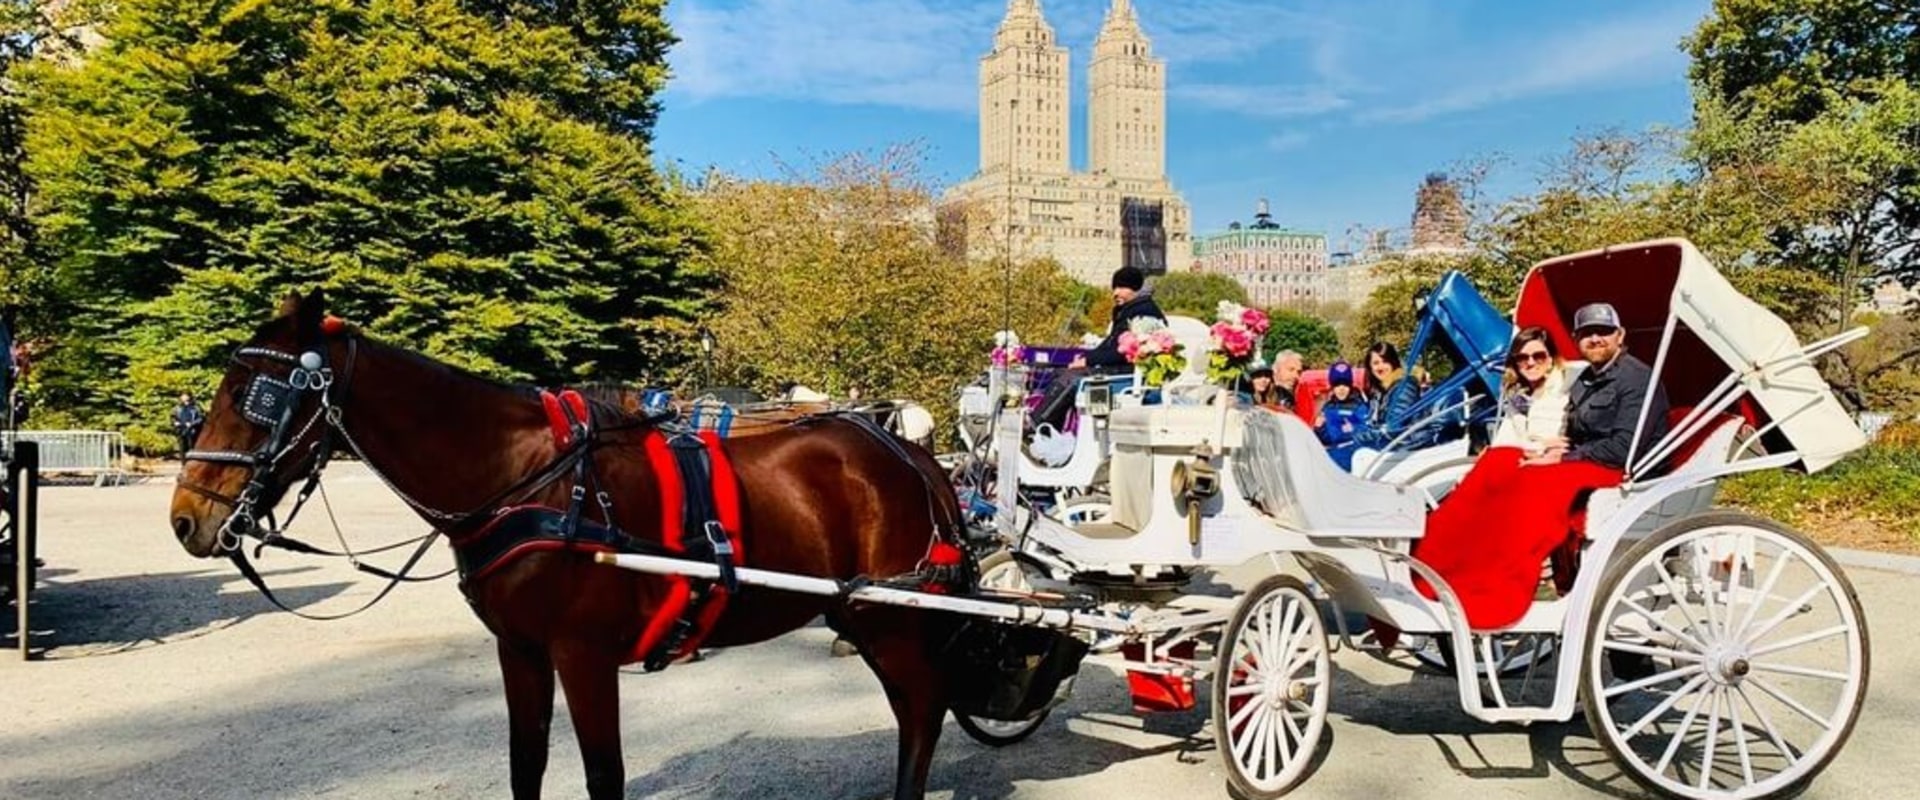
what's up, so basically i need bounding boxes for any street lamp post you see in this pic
[698,327,715,392]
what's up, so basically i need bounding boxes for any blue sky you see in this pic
[654,0,1710,249]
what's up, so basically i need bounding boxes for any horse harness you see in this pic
[451,389,747,670]
[182,331,957,664]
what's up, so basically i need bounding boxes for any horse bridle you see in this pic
[181,336,357,555]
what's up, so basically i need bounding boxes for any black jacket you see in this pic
[1567,352,1669,471]
[1083,291,1167,371]
[172,402,205,431]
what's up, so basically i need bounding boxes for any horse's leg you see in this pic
[552,641,626,800]
[838,607,951,800]
[498,639,556,800]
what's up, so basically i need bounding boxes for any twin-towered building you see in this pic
[941,0,1191,286]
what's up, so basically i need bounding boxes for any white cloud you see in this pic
[1359,7,1701,124]
[668,0,1000,113]
[666,0,1355,114]
[1265,132,1311,152]
[1177,84,1350,118]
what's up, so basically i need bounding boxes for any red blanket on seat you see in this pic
[1412,447,1620,630]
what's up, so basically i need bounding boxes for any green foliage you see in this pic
[694,149,1070,433]
[19,0,704,444]
[1688,1,1920,288]
[1262,308,1342,366]
[1687,0,1918,126]
[1150,271,1249,318]
[1720,437,1920,544]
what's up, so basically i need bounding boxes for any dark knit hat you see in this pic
[1111,266,1146,291]
[1329,360,1355,387]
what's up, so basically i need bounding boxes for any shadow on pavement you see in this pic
[2,564,350,658]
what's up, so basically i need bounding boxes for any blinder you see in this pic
[183,339,351,552]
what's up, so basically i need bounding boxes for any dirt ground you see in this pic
[3,464,1916,799]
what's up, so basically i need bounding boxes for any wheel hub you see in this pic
[1706,646,1752,686]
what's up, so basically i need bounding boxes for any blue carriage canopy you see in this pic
[1513,238,1867,474]
[1401,270,1514,423]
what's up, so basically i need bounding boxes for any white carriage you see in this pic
[603,240,1871,799]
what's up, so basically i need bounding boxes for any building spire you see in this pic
[996,0,1056,49]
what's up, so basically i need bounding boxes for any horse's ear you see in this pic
[276,291,303,319]
[296,288,326,344]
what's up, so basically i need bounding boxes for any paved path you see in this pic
[2,465,1913,799]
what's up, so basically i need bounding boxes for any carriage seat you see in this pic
[1583,408,1750,537]
[1235,409,1427,538]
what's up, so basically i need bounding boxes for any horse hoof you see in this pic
[829,637,860,658]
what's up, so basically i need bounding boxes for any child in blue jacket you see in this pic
[1318,361,1372,469]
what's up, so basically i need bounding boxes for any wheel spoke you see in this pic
[1228,686,1263,729]
[1728,681,1756,787]
[1604,662,1706,699]
[1736,548,1796,640]
[1654,683,1712,776]
[1620,597,1708,653]
[1621,673,1711,741]
[1227,682,1266,698]
[1735,684,1798,768]
[1265,700,1283,781]
[1697,688,1723,791]
[1280,705,1304,763]
[1692,539,1724,640]
[1234,702,1269,765]
[1749,624,1850,659]
[1746,675,1834,731]
[1740,584,1825,649]
[1601,638,1706,663]
[1656,558,1715,648]
[1748,661,1851,682]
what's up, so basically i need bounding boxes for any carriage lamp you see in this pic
[699,327,714,356]
[1170,458,1220,546]
[1085,381,1113,419]
[1413,289,1431,315]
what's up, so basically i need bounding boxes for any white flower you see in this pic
[992,330,1022,348]
[1127,316,1168,336]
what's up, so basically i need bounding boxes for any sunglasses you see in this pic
[1515,351,1552,365]
[1576,327,1619,341]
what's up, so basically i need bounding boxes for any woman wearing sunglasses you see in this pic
[1489,326,1574,458]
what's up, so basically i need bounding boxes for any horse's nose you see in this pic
[173,515,198,543]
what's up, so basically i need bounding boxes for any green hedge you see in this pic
[1719,442,1920,544]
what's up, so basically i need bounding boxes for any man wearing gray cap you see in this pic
[1529,302,1669,472]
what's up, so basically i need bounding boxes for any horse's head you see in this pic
[170,289,345,558]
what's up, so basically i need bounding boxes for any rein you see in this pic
[182,332,623,620]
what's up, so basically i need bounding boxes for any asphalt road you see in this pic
[2,463,1913,799]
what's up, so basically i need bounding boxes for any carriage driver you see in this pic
[1031,266,1166,432]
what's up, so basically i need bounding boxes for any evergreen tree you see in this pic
[20,0,704,444]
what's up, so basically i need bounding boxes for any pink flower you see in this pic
[1211,322,1255,358]
[1119,331,1141,361]
[1241,308,1270,336]
[1149,330,1178,355]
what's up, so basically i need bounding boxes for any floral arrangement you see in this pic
[1207,301,1270,385]
[1118,317,1187,387]
[989,330,1025,367]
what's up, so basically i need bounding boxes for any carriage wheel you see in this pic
[953,549,1053,747]
[1213,575,1331,799]
[1581,512,1868,799]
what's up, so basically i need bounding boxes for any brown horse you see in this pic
[168,290,969,799]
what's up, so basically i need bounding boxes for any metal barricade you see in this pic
[0,430,127,486]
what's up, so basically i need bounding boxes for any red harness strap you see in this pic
[631,430,745,665]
